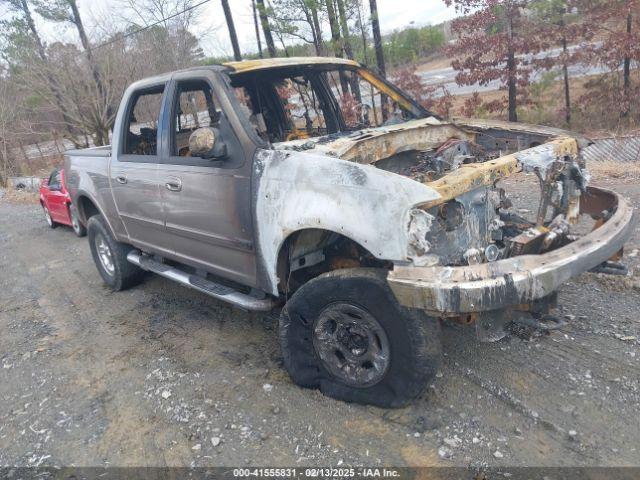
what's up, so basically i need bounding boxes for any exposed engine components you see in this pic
[484,244,500,262]
[402,139,492,182]
[401,136,595,269]
[438,200,465,232]
[463,248,483,265]
[506,226,549,256]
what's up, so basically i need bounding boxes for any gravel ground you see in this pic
[0,177,639,469]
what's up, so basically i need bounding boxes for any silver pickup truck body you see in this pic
[65,58,634,406]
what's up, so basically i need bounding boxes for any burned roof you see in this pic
[223,57,360,74]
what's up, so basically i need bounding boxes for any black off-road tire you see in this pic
[69,204,87,237]
[87,215,145,291]
[279,268,442,408]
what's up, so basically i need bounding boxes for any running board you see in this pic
[126,251,276,311]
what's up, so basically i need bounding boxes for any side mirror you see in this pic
[189,127,227,159]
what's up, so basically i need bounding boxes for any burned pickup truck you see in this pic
[65,57,634,407]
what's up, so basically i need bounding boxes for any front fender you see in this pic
[252,149,441,295]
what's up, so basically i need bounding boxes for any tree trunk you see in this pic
[622,11,632,118]
[222,0,242,60]
[336,0,361,101]
[326,0,343,57]
[256,0,277,57]
[369,0,388,120]
[326,0,350,96]
[336,0,354,59]
[356,1,378,124]
[252,0,264,58]
[310,1,323,55]
[0,138,7,187]
[561,28,571,126]
[304,8,321,55]
[506,16,517,122]
[369,0,386,77]
[69,0,104,97]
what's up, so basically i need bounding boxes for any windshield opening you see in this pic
[230,67,421,143]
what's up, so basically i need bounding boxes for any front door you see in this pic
[158,74,257,287]
[110,83,174,256]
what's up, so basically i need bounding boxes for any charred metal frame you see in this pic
[388,186,633,315]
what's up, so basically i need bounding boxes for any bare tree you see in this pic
[118,0,204,30]
[1,0,82,144]
[118,0,208,70]
[33,0,114,143]
[0,0,211,175]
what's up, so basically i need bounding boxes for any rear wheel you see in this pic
[69,205,87,237]
[42,205,57,229]
[279,268,442,408]
[87,215,145,291]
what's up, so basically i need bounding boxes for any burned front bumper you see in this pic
[388,186,634,315]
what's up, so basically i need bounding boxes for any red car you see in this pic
[39,167,86,237]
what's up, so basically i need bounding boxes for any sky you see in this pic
[27,0,459,58]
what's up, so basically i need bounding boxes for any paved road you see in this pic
[419,43,612,95]
[0,175,639,469]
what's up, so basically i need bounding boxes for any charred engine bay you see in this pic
[375,136,593,268]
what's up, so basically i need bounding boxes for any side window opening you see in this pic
[48,169,61,189]
[124,86,165,156]
[172,80,220,157]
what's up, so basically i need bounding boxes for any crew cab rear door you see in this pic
[157,71,257,287]
[110,83,174,255]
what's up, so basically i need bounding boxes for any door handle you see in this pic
[165,177,182,192]
[115,175,127,184]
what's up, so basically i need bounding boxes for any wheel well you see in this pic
[77,196,100,223]
[276,229,390,295]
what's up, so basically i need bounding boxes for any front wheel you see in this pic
[87,215,145,291]
[279,268,442,408]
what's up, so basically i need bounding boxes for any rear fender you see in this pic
[74,191,118,239]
